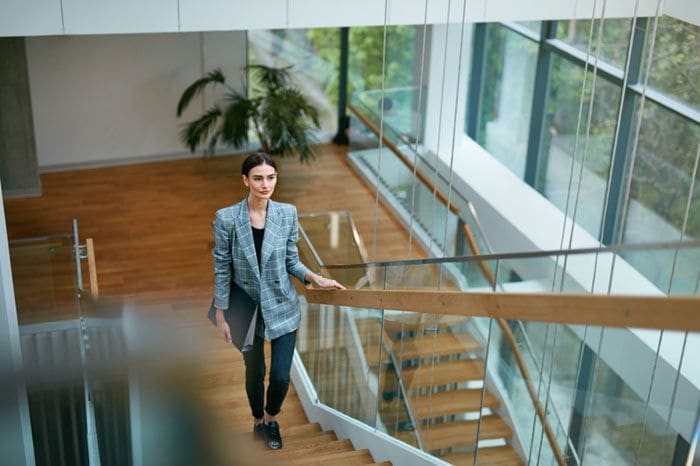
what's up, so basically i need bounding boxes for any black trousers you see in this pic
[242,330,297,419]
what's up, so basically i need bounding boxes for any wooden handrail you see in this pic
[86,238,99,298]
[304,289,700,334]
[462,224,496,285]
[348,104,460,216]
[461,222,566,465]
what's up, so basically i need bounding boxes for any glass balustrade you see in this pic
[298,211,700,465]
[9,234,82,325]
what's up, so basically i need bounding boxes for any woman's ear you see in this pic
[242,175,249,188]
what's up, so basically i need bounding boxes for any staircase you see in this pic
[360,314,524,465]
[195,327,391,466]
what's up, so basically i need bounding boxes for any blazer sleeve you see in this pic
[286,206,311,284]
[212,210,233,309]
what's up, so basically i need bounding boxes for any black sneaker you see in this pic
[264,421,282,450]
[253,422,265,442]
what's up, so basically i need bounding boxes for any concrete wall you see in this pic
[0,38,40,196]
[25,31,247,169]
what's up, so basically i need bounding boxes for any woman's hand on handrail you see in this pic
[306,272,346,290]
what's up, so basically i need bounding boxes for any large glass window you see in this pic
[580,348,679,465]
[477,24,538,178]
[622,99,700,293]
[556,18,633,69]
[539,56,622,238]
[643,16,700,110]
[348,25,420,139]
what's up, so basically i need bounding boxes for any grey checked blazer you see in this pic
[212,199,310,341]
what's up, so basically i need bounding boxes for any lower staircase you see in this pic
[360,314,524,465]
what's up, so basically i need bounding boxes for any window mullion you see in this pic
[523,21,555,189]
[602,18,648,244]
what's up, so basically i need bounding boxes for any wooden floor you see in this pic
[5,144,426,300]
[5,144,426,464]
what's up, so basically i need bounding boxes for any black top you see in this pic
[252,226,264,270]
[252,226,265,338]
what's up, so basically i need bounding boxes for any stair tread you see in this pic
[412,388,499,419]
[266,438,353,458]
[283,448,374,465]
[401,416,512,450]
[284,422,323,438]
[402,359,484,388]
[266,431,338,452]
[392,332,481,360]
[441,445,524,466]
[383,315,467,334]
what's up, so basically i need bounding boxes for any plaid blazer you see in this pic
[212,199,310,340]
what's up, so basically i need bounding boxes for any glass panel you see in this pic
[556,18,633,69]
[477,23,538,178]
[643,16,700,111]
[349,25,422,142]
[299,212,368,266]
[576,329,698,466]
[349,93,517,289]
[539,57,622,238]
[349,25,419,94]
[9,235,81,325]
[481,319,579,465]
[296,301,382,426]
[248,28,339,136]
[300,203,699,465]
[323,244,700,297]
[10,234,89,465]
[622,99,700,293]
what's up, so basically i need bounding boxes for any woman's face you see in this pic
[243,163,277,201]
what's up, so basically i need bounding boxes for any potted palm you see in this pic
[176,65,320,163]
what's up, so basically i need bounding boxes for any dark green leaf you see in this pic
[176,68,226,117]
[180,107,222,153]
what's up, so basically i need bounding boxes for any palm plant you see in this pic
[176,65,320,163]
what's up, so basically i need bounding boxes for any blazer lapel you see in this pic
[234,200,261,281]
[260,200,280,270]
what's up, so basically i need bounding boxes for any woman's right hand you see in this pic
[215,309,232,343]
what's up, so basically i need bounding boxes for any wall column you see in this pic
[0,37,41,198]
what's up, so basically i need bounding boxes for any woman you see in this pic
[212,152,344,450]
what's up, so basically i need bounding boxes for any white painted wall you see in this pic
[424,22,472,166]
[25,31,247,169]
[6,0,697,38]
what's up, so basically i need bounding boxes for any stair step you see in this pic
[267,438,353,459]
[419,416,512,450]
[394,416,511,449]
[264,431,337,453]
[284,422,323,439]
[401,359,484,388]
[284,448,375,465]
[384,315,467,334]
[441,445,524,465]
[413,388,499,419]
[391,332,481,360]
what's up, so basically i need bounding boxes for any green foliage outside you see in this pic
[306,26,417,106]
[479,18,699,240]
